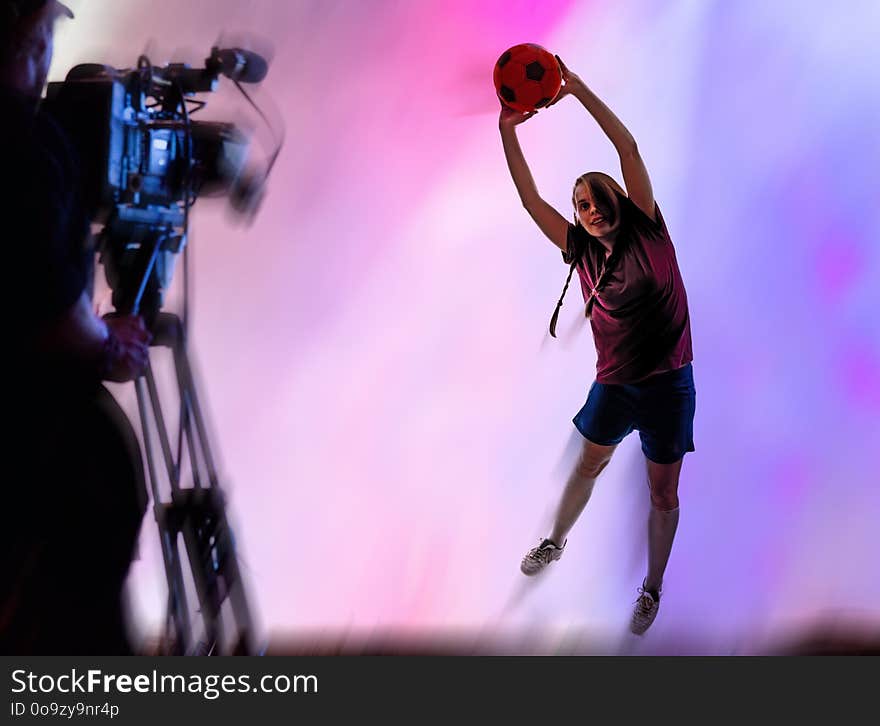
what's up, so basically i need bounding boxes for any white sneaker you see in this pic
[520,538,565,576]
[630,583,661,635]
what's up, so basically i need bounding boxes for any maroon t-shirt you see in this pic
[562,199,693,385]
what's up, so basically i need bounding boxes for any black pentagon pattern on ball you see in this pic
[525,61,545,81]
[535,97,552,108]
[499,85,516,103]
[497,50,512,68]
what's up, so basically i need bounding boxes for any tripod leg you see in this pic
[136,376,192,655]
[154,314,206,490]
[214,525,257,654]
[144,363,182,493]
[176,397,203,489]
[144,366,224,651]
[172,329,256,652]
[173,342,220,488]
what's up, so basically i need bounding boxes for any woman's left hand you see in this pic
[547,55,585,107]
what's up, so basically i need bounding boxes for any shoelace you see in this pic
[635,596,654,614]
[634,588,658,614]
[527,542,556,562]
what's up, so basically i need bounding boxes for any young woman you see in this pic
[499,57,695,635]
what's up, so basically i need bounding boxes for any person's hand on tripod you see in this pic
[101,314,152,382]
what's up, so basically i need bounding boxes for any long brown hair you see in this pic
[548,173,629,338]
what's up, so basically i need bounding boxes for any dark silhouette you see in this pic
[1,0,151,654]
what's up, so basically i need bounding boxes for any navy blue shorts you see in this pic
[573,364,696,464]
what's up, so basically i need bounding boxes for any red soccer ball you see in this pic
[493,43,563,113]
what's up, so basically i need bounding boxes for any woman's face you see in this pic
[574,182,621,238]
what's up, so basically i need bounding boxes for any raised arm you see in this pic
[552,56,655,220]
[498,106,569,252]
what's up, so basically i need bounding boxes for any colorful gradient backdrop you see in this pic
[51,0,879,652]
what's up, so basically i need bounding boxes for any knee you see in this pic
[649,486,679,511]
[576,455,611,480]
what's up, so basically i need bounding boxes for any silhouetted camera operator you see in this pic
[1,0,151,654]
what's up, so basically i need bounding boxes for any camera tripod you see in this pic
[135,313,254,655]
[133,312,256,655]
[112,227,256,655]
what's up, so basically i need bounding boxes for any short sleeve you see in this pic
[623,198,670,241]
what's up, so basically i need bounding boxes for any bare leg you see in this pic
[644,458,683,593]
[549,439,617,545]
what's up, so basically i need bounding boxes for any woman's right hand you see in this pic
[498,103,537,130]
